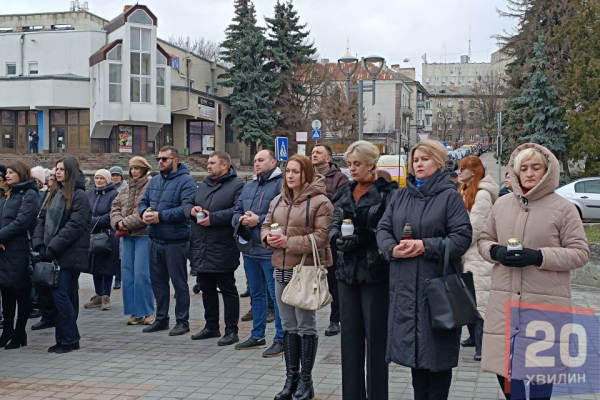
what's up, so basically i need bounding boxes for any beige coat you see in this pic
[261,175,333,270]
[462,175,498,315]
[478,143,590,379]
[110,176,149,237]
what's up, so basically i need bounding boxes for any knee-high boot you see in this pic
[0,288,15,347]
[293,335,318,400]
[274,331,301,400]
[474,318,484,361]
[6,287,30,350]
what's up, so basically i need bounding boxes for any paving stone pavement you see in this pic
[1,267,599,399]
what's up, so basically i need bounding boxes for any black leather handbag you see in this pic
[89,219,112,254]
[425,239,480,330]
[32,260,60,287]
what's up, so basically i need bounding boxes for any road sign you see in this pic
[276,137,288,162]
[443,142,447,148]
[296,132,307,142]
[311,130,321,139]
[479,133,484,138]
[311,120,322,130]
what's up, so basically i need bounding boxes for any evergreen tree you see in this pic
[265,1,317,139]
[506,36,567,160]
[220,0,278,155]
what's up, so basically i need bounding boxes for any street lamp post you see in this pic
[337,54,385,141]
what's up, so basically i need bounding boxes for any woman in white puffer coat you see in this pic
[457,156,498,362]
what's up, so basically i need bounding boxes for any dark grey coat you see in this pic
[185,167,244,274]
[87,183,120,276]
[0,179,39,288]
[377,170,472,372]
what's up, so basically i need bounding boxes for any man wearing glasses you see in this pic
[139,146,196,336]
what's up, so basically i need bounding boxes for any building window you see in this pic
[28,62,38,75]
[426,77,431,83]
[469,100,475,108]
[448,124,453,130]
[447,111,453,119]
[437,111,442,118]
[447,134,452,141]
[425,116,431,126]
[470,134,475,141]
[6,63,16,76]
[417,109,423,120]
[450,76,456,83]
[0,110,38,150]
[447,99,453,107]
[459,100,464,107]
[469,124,475,129]
[107,44,122,61]
[457,114,462,121]
[189,79,194,89]
[417,92,423,101]
[425,100,431,109]
[130,27,152,103]
[109,64,122,102]
[128,9,153,25]
[437,124,441,131]
[442,76,448,82]
[469,111,475,118]
[49,109,90,152]
[468,76,474,82]
[434,76,440,82]
[459,76,465,82]
[156,50,167,106]
[437,100,442,107]
[188,120,215,155]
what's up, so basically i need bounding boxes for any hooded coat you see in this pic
[377,170,472,372]
[0,179,39,288]
[323,162,350,199]
[329,177,397,285]
[232,167,283,259]
[185,167,244,274]
[87,183,120,276]
[32,171,91,272]
[138,163,196,242]
[461,174,499,315]
[478,143,590,379]
[110,175,150,237]
[261,175,334,269]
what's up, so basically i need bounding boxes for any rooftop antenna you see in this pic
[70,0,89,11]
[468,25,472,61]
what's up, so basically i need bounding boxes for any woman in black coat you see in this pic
[84,169,119,311]
[0,161,39,349]
[32,157,91,354]
[329,141,397,400]
[377,139,472,400]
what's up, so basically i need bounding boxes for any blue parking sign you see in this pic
[276,137,288,162]
[312,130,321,139]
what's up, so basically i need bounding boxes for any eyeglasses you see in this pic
[156,157,173,163]
[458,167,468,172]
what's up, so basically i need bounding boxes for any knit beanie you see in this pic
[31,166,46,184]
[109,166,124,177]
[95,169,112,184]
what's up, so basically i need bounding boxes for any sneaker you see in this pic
[100,296,111,311]
[235,337,267,350]
[241,309,253,322]
[113,281,121,290]
[262,340,284,358]
[266,310,275,323]
[127,315,144,325]
[144,314,156,325]
[84,295,102,309]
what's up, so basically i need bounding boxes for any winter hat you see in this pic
[128,156,152,170]
[109,166,124,177]
[31,166,46,184]
[95,169,111,184]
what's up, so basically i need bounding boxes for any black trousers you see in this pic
[38,284,56,324]
[0,286,31,334]
[149,241,190,325]
[339,280,389,400]
[326,253,340,323]
[198,271,239,335]
[497,375,553,400]
[52,270,80,345]
[412,368,453,400]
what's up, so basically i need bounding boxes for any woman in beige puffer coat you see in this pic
[457,156,498,362]
[478,143,589,400]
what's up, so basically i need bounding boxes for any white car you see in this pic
[555,177,600,220]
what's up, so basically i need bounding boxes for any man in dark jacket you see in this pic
[186,151,244,346]
[232,149,284,357]
[312,144,349,337]
[139,146,196,336]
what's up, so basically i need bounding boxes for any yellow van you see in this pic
[377,155,407,188]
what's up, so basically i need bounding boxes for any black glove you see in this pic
[336,235,359,252]
[38,248,51,262]
[505,248,543,268]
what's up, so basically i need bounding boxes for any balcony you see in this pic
[401,106,413,118]
[425,109,433,116]
[417,100,425,108]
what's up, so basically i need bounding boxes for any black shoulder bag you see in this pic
[425,238,480,330]
[89,218,112,254]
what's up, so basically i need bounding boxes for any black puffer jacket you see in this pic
[376,171,472,372]
[32,171,92,272]
[185,167,244,274]
[0,179,39,288]
[329,177,397,285]
[87,183,119,276]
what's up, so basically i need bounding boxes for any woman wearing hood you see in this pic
[0,161,39,349]
[478,143,590,400]
[456,156,498,362]
[32,157,91,354]
[261,155,334,400]
[84,169,119,312]
[377,139,472,399]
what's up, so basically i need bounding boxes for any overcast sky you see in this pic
[1,0,517,79]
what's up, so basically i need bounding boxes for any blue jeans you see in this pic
[243,256,283,342]
[52,269,80,345]
[122,236,155,318]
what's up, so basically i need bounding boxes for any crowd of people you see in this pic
[0,139,591,400]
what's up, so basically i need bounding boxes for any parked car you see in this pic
[555,177,600,220]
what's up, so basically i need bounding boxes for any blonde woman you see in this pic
[329,141,397,400]
[377,139,472,399]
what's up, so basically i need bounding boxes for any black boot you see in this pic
[0,328,14,347]
[293,335,318,400]
[5,331,27,350]
[275,332,301,400]
[474,319,484,361]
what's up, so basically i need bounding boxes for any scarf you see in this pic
[415,177,428,189]
[44,190,65,247]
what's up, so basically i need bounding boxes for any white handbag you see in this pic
[281,234,333,311]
